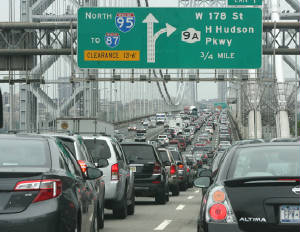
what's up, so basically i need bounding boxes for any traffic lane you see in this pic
[121,126,165,140]
[103,188,202,232]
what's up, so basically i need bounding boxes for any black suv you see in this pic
[121,142,169,204]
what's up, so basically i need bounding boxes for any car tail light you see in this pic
[170,165,176,175]
[14,179,62,203]
[209,204,227,220]
[153,162,161,174]
[77,160,87,174]
[187,168,190,173]
[152,180,161,184]
[111,163,119,180]
[178,164,184,170]
[205,186,237,224]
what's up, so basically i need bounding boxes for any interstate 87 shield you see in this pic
[77,7,262,69]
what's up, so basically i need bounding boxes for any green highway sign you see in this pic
[77,8,262,69]
[228,0,262,6]
[214,102,228,109]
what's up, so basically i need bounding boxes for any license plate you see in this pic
[280,205,300,224]
[130,167,136,173]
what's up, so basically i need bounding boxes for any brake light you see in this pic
[111,163,119,180]
[209,204,227,220]
[178,164,184,170]
[152,181,161,184]
[77,160,87,174]
[205,186,237,224]
[170,165,176,175]
[187,168,190,173]
[14,179,62,203]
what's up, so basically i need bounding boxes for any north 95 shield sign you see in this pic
[115,13,135,33]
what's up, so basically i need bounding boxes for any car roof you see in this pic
[235,142,299,149]
[82,135,112,142]
[121,142,153,146]
[39,133,78,141]
[0,133,51,141]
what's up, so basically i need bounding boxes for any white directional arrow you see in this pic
[154,23,177,41]
[143,13,176,63]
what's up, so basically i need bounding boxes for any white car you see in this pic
[158,135,169,144]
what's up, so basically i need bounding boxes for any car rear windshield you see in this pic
[230,146,300,178]
[122,145,156,163]
[158,150,170,162]
[83,139,111,160]
[0,139,50,167]
[171,151,182,162]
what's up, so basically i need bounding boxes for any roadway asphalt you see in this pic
[107,117,226,232]
[103,187,202,232]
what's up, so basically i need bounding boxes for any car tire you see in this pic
[113,191,128,219]
[92,208,99,232]
[74,214,81,232]
[155,190,166,205]
[98,203,104,229]
[165,185,169,202]
[127,188,135,215]
[172,184,180,196]
[180,182,188,191]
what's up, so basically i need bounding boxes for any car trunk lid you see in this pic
[224,177,300,232]
[0,170,47,214]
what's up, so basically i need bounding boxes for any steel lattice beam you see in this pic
[0,22,298,56]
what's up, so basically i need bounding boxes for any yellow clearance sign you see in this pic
[84,50,140,61]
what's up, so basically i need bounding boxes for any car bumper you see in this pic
[134,183,165,197]
[199,223,243,232]
[177,171,186,184]
[168,175,178,186]
[104,180,122,201]
[0,199,74,232]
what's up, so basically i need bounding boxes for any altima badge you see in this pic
[292,186,300,195]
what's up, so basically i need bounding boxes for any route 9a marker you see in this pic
[77,8,262,69]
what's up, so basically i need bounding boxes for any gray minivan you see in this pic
[83,136,135,219]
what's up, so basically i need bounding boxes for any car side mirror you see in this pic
[194,177,211,188]
[86,167,103,180]
[198,169,212,177]
[95,159,109,168]
[163,161,171,166]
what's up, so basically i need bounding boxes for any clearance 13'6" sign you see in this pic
[77,8,262,69]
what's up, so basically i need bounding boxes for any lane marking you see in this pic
[195,190,200,193]
[176,204,185,210]
[154,220,172,231]
[187,196,194,200]
[89,213,93,222]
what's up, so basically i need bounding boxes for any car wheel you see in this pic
[165,185,169,202]
[74,214,81,232]
[98,203,104,229]
[127,188,135,215]
[155,190,166,205]
[172,184,180,196]
[180,182,188,191]
[92,209,99,232]
[113,191,128,219]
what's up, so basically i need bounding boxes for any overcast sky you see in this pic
[0,0,297,101]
